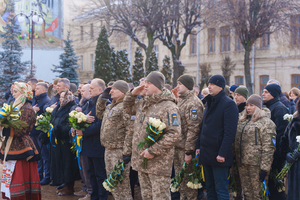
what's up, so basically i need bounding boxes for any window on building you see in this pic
[154,45,159,60]
[260,75,269,95]
[220,26,230,52]
[236,36,244,51]
[292,74,300,89]
[80,26,83,41]
[261,32,270,48]
[80,55,84,71]
[91,54,94,71]
[291,15,300,46]
[235,76,244,86]
[90,23,94,39]
[208,28,216,53]
[190,32,197,55]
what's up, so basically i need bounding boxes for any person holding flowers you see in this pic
[280,99,300,200]
[50,90,80,196]
[74,78,108,200]
[171,74,204,200]
[235,94,276,199]
[123,71,181,200]
[96,80,132,200]
[0,82,41,200]
[30,82,51,185]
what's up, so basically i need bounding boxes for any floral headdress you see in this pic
[13,82,33,109]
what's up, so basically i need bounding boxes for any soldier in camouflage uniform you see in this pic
[235,94,276,199]
[96,80,132,200]
[123,71,181,200]
[172,75,204,200]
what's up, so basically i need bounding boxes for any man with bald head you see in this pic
[74,78,109,200]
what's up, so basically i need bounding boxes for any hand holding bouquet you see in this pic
[0,103,27,131]
[35,107,53,133]
[170,161,187,192]
[103,161,126,192]
[277,136,300,180]
[137,117,166,169]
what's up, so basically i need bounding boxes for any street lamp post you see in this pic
[17,11,44,77]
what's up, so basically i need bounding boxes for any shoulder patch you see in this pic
[272,134,276,146]
[172,114,180,126]
[191,110,198,120]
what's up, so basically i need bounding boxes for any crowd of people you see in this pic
[0,72,299,200]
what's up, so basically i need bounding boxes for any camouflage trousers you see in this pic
[138,171,171,200]
[230,160,243,200]
[105,148,132,200]
[237,163,261,200]
[174,148,197,200]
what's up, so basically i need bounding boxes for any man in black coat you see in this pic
[263,84,289,200]
[196,75,238,200]
[30,82,51,185]
[75,78,109,200]
[267,79,291,112]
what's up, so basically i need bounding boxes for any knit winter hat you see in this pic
[112,80,129,94]
[264,84,281,99]
[235,87,249,100]
[208,75,226,89]
[247,94,262,109]
[177,74,194,90]
[146,71,165,91]
[230,85,239,92]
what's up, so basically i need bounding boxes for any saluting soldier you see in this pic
[123,71,181,200]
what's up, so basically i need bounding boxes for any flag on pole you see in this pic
[45,17,58,32]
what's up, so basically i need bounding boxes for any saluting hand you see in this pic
[141,149,154,159]
[132,85,145,96]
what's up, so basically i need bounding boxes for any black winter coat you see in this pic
[31,92,50,137]
[279,92,291,113]
[196,90,239,167]
[81,94,106,158]
[49,100,80,185]
[280,117,300,200]
[264,98,289,170]
[44,93,60,112]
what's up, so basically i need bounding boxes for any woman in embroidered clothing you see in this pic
[0,82,41,200]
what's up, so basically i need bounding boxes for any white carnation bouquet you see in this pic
[68,110,90,130]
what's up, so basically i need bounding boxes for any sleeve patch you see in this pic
[172,114,180,126]
[191,110,198,120]
[272,134,276,146]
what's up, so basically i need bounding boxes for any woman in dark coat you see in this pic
[280,99,300,200]
[0,82,41,200]
[50,90,79,196]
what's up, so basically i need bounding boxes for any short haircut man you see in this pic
[93,78,106,92]
[37,82,48,91]
[58,78,70,89]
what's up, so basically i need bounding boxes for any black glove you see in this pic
[293,150,300,159]
[123,155,131,164]
[286,152,296,164]
[102,87,111,100]
[259,170,267,182]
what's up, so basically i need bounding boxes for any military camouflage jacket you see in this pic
[96,95,130,150]
[176,90,204,154]
[123,89,181,176]
[235,108,276,172]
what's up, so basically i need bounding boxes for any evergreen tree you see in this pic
[94,27,113,83]
[110,46,117,81]
[146,51,159,75]
[116,49,131,82]
[132,48,144,86]
[0,14,29,95]
[160,55,172,85]
[52,32,80,85]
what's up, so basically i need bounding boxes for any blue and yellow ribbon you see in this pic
[149,125,162,135]
[263,180,270,196]
[71,133,83,169]
[48,124,57,147]
[0,104,20,118]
